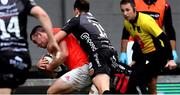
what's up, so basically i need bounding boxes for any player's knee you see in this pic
[47,87,57,94]
[47,88,52,94]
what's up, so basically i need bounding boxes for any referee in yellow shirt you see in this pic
[119,0,177,94]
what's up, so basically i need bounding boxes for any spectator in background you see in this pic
[119,0,176,93]
[0,0,58,94]
[119,0,178,94]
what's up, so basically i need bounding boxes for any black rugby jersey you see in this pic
[62,12,113,54]
[0,0,36,51]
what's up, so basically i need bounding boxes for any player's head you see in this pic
[30,25,49,48]
[120,0,136,21]
[74,0,89,15]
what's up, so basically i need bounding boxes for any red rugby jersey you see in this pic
[53,28,89,70]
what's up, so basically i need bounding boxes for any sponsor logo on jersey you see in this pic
[80,32,97,52]
[141,11,160,20]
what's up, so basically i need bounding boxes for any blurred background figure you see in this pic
[0,0,56,94]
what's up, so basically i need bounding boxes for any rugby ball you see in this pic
[43,53,62,72]
[43,54,53,63]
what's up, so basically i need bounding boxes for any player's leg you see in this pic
[89,84,99,95]
[92,74,110,94]
[89,53,111,94]
[89,60,110,94]
[147,48,168,94]
[148,76,157,94]
[126,62,149,94]
[89,48,119,94]
[0,88,12,94]
[47,64,91,94]
[47,78,74,94]
[0,51,31,94]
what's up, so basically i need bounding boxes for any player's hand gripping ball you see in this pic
[43,53,62,72]
[43,54,53,63]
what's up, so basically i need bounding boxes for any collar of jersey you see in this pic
[130,12,139,24]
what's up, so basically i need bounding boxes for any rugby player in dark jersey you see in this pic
[0,0,58,94]
[48,0,123,94]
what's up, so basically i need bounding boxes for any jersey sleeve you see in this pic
[143,17,163,38]
[164,2,176,40]
[62,17,79,34]
[23,0,37,14]
[121,27,130,40]
[157,33,173,60]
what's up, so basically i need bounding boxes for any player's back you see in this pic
[64,34,89,70]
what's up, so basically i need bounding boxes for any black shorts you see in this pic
[0,51,31,89]
[130,50,168,87]
[144,49,168,77]
[126,50,168,94]
[88,48,118,78]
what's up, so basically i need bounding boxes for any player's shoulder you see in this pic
[65,16,80,25]
[70,15,80,21]
[139,12,154,21]
[138,13,156,26]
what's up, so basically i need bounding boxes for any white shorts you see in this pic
[89,84,98,95]
[60,64,92,91]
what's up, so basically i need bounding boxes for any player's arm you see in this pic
[30,6,60,54]
[164,2,178,62]
[52,17,79,49]
[145,17,176,68]
[143,17,173,60]
[157,32,177,69]
[54,30,67,43]
[157,33,173,60]
[36,56,50,70]
[120,27,129,52]
[119,27,130,64]
[46,40,68,72]
[164,2,176,50]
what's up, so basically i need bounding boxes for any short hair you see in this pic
[120,0,135,8]
[74,0,90,12]
[30,25,45,41]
